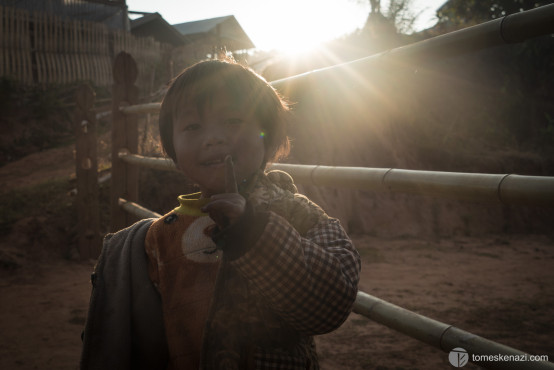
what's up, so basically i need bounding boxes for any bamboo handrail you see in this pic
[117,151,178,172]
[117,153,554,206]
[271,163,554,206]
[119,102,161,115]
[354,292,554,369]
[118,198,161,219]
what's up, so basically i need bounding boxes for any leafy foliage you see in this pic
[437,0,553,28]
[358,0,424,34]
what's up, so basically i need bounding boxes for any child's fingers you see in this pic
[225,155,238,193]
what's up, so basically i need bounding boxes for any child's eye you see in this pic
[181,123,200,132]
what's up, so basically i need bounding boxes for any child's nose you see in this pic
[201,127,226,148]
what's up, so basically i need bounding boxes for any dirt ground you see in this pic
[1,143,553,370]
[0,233,553,369]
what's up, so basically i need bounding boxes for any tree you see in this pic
[358,0,424,35]
[384,0,423,34]
[437,0,553,29]
[434,0,554,148]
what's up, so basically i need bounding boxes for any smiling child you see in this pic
[80,58,361,370]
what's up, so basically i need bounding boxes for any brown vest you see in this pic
[145,193,221,369]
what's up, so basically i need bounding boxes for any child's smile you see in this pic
[173,90,266,197]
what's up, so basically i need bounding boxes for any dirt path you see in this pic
[0,234,552,369]
[0,259,94,370]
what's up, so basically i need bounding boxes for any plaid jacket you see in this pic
[146,202,360,369]
[200,171,361,369]
[81,171,360,370]
[221,212,361,369]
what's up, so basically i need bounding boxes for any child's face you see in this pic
[173,90,266,197]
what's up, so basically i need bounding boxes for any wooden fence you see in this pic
[0,4,168,90]
[74,4,554,368]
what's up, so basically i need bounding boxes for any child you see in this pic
[80,58,361,370]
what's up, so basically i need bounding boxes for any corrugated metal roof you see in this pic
[173,15,255,50]
[173,15,234,35]
[129,13,255,50]
[130,12,189,46]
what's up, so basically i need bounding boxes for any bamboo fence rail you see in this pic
[118,198,161,219]
[354,292,554,370]
[116,153,554,207]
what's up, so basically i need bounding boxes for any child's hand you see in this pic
[201,155,246,228]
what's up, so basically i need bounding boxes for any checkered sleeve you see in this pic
[229,212,361,335]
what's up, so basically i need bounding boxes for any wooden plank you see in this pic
[35,52,43,84]
[0,6,5,76]
[21,8,30,49]
[8,6,14,49]
[0,6,4,49]
[89,54,97,85]
[82,21,90,80]
[74,84,102,259]
[102,55,111,86]
[111,51,140,231]
[49,52,57,84]
[0,48,4,77]
[59,53,67,85]
[33,11,41,52]
[44,52,52,84]
[23,50,32,84]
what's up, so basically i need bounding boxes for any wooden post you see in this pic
[74,84,101,260]
[111,51,139,232]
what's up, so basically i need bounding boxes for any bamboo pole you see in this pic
[354,292,554,370]
[118,152,178,172]
[271,164,554,206]
[115,155,554,206]
[119,102,162,115]
[118,198,161,219]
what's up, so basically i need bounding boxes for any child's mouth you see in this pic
[201,155,232,167]
[202,159,224,166]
